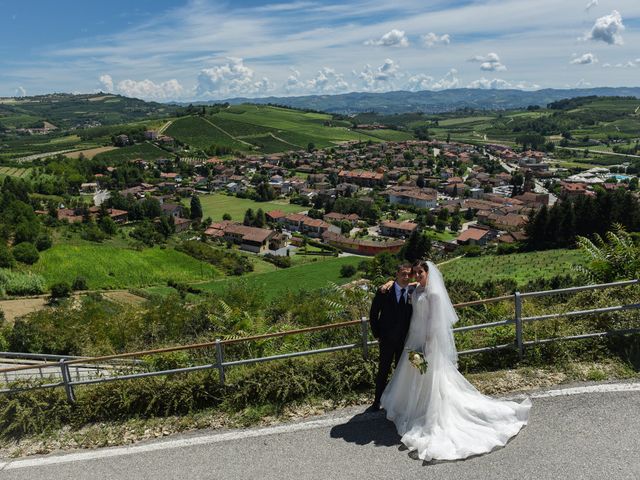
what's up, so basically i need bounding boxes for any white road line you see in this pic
[1,381,638,471]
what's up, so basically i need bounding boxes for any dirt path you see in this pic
[0,290,147,324]
[0,298,48,324]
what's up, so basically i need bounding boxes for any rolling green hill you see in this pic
[0,93,174,129]
[165,105,392,154]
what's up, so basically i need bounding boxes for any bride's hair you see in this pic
[411,259,429,273]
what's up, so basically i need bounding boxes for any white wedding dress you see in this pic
[380,262,531,462]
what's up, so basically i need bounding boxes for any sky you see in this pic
[1,0,639,101]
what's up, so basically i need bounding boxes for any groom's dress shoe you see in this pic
[368,402,381,412]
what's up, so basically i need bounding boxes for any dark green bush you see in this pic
[72,276,88,291]
[12,242,39,265]
[340,264,357,277]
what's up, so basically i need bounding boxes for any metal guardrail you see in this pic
[0,279,638,402]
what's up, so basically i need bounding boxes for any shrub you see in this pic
[80,223,108,243]
[262,253,292,268]
[50,282,72,303]
[72,276,89,291]
[0,244,15,268]
[340,264,357,277]
[176,241,253,275]
[35,233,53,252]
[12,242,39,265]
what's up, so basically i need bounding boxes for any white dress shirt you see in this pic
[393,282,408,303]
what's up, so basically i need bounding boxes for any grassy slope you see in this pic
[192,193,307,221]
[165,116,247,150]
[92,142,170,162]
[29,244,221,289]
[439,249,588,286]
[146,255,364,299]
[164,105,386,153]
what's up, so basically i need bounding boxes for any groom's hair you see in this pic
[411,260,429,272]
[396,262,413,272]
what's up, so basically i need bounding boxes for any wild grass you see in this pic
[189,193,306,221]
[439,249,588,286]
[28,244,221,289]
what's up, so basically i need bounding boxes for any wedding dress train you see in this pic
[380,262,531,462]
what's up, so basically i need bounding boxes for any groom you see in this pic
[368,263,414,411]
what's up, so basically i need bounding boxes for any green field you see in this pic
[244,133,300,153]
[161,105,387,154]
[93,142,170,162]
[0,166,31,178]
[352,129,414,142]
[165,116,248,150]
[193,193,307,221]
[29,244,221,289]
[439,249,588,286]
[146,255,364,299]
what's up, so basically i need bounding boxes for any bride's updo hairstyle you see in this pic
[411,259,429,273]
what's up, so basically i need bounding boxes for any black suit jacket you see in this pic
[369,286,413,345]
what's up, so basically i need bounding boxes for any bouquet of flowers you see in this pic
[407,350,428,374]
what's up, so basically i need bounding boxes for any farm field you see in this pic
[191,193,307,221]
[352,129,414,142]
[0,166,31,178]
[212,105,383,149]
[165,116,248,150]
[92,142,170,162]
[439,249,589,287]
[65,146,118,159]
[28,244,221,289]
[146,255,364,299]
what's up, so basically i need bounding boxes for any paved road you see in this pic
[1,382,639,480]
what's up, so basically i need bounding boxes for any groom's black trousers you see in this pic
[374,339,405,404]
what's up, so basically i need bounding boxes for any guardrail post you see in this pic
[360,316,369,359]
[215,339,225,385]
[514,291,524,359]
[59,359,76,403]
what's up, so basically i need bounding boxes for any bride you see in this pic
[379,260,531,462]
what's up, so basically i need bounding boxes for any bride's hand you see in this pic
[379,279,394,292]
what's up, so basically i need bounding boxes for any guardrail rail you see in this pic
[0,279,637,402]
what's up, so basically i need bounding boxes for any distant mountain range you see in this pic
[221,88,640,115]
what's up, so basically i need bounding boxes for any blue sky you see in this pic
[1,0,639,100]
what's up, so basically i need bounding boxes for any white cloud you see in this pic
[15,86,27,97]
[365,29,409,47]
[469,52,506,71]
[404,70,459,91]
[196,58,272,98]
[585,0,598,12]
[430,69,460,90]
[570,53,598,65]
[354,58,401,91]
[404,74,435,92]
[586,10,625,45]
[467,78,540,90]
[602,60,638,68]
[99,74,114,92]
[421,32,450,47]
[115,78,184,100]
[306,67,349,93]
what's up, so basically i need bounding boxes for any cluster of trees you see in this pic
[524,189,640,250]
[243,208,267,228]
[414,207,463,233]
[328,197,382,224]
[0,177,52,267]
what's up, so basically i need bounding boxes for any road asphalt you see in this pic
[1,381,639,480]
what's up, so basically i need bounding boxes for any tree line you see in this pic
[524,189,640,250]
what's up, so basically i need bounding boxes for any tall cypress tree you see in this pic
[190,195,203,220]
